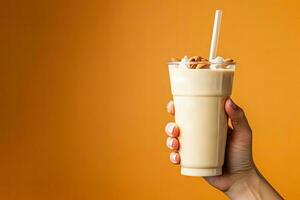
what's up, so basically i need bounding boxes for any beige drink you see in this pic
[168,64,235,176]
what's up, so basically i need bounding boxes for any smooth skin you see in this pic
[165,98,283,200]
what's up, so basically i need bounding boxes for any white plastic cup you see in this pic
[168,63,235,176]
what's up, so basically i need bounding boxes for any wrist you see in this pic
[225,168,262,200]
[225,168,283,200]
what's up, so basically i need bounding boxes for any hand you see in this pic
[165,98,283,199]
[165,98,254,191]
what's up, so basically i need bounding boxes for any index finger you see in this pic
[166,100,175,115]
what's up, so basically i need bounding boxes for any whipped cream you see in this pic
[179,56,189,69]
[210,56,224,69]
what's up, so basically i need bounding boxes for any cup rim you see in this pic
[167,61,236,65]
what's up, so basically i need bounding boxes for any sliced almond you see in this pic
[188,56,202,62]
[221,62,233,68]
[196,63,210,69]
[224,58,234,63]
[188,56,206,68]
[188,63,198,69]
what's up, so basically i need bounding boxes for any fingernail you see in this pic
[167,138,174,149]
[166,123,175,135]
[171,153,177,163]
[166,102,171,112]
[229,98,238,110]
[167,102,174,114]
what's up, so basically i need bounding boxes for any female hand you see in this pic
[165,98,283,199]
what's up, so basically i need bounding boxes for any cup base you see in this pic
[181,167,222,177]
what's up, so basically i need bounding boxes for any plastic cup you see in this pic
[168,62,235,176]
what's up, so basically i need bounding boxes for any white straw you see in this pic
[209,10,222,61]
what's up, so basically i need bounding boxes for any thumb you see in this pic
[225,98,252,135]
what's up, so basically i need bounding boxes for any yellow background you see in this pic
[1,0,300,199]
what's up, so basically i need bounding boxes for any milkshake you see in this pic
[167,10,235,177]
[168,56,235,176]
